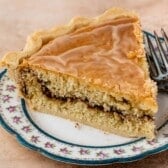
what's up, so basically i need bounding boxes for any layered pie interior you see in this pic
[0,8,158,138]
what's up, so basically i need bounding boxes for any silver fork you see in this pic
[145,29,168,92]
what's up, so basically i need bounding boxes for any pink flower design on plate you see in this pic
[2,95,12,103]
[59,147,71,154]
[31,136,40,143]
[6,105,17,113]
[96,151,109,158]
[44,142,55,148]
[147,139,158,145]
[132,146,144,152]
[12,116,22,124]
[6,85,16,92]
[79,149,90,155]
[113,149,125,155]
[22,126,32,133]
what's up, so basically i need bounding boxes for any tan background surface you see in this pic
[0,0,168,167]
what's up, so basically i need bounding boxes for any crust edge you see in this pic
[0,7,138,69]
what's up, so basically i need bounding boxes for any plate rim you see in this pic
[0,31,168,165]
[1,109,168,166]
[22,99,145,148]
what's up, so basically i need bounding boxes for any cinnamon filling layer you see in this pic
[38,80,153,121]
[19,68,153,121]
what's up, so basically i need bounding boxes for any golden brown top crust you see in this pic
[29,17,144,88]
[0,8,158,112]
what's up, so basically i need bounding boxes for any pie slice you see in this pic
[0,8,158,138]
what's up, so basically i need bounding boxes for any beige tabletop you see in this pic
[0,0,168,167]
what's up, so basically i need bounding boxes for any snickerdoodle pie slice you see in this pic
[0,8,158,138]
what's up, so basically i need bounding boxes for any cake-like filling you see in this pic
[40,82,127,113]
[18,68,153,121]
[39,83,153,121]
[18,67,149,116]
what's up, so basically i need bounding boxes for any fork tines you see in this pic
[145,29,168,81]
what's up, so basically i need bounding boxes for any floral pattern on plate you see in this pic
[0,70,168,165]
